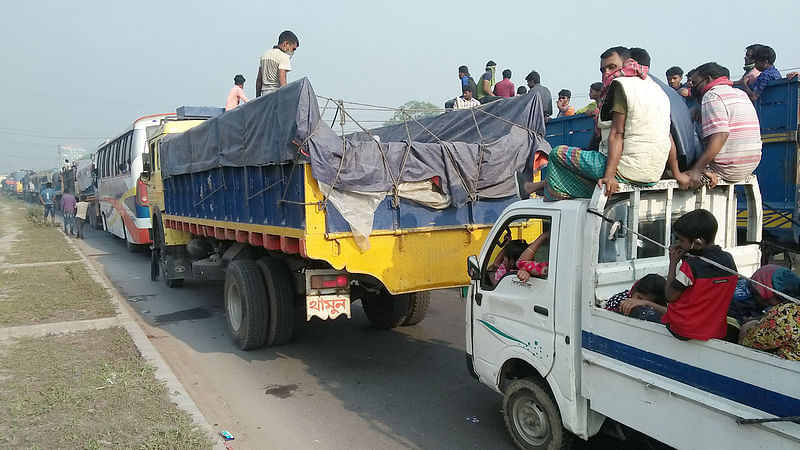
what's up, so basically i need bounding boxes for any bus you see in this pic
[96,113,173,250]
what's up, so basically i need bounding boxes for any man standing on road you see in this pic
[61,189,77,235]
[256,30,299,97]
[75,198,89,239]
[40,182,56,225]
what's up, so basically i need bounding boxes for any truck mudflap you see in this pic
[305,269,350,321]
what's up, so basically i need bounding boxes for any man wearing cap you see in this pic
[225,74,249,111]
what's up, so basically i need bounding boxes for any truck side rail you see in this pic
[579,178,800,448]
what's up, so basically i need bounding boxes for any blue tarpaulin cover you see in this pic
[161,78,549,208]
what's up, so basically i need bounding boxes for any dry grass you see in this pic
[0,327,213,449]
[0,263,116,326]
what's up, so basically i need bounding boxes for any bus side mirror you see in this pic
[467,255,480,281]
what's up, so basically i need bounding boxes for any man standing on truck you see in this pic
[256,30,299,97]
[225,74,249,111]
[525,70,553,120]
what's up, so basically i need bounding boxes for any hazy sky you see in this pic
[1,0,798,172]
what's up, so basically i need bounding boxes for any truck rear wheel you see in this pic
[361,291,409,329]
[224,259,268,350]
[401,291,430,326]
[503,378,573,450]
[256,257,296,346]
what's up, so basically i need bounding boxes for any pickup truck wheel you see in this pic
[256,257,295,346]
[165,278,184,288]
[401,291,430,326]
[504,378,573,450]
[361,291,409,330]
[224,259,268,350]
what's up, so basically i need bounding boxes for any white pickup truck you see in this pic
[465,178,800,449]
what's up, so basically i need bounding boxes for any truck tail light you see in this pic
[136,178,149,206]
[310,274,349,289]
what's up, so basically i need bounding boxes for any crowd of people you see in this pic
[508,44,792,200]
[476,44,799,361]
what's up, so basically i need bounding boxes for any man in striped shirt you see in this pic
[672,62,762,189]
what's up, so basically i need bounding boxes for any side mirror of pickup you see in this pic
[141,154,151,174]
[467,255,480,281]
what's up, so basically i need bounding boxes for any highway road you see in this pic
[76,224,649,450]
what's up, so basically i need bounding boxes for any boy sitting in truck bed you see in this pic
[662,210,738,341]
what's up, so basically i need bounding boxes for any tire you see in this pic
[150,245,160,281]
[153,210,183,288]
[401,291,431,326]
[126,236,137,252]
[361,290,410,330]
[88,207,97,229]
[92,205,103,230]
[165,278,184,288]
[503,378,573,450]
[224,259,268,350]
[256,257,296,346]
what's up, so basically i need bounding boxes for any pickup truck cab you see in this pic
[466,178,800,449]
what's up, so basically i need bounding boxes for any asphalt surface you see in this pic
[76,223,644,450]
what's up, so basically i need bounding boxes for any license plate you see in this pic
[306,295,351,321]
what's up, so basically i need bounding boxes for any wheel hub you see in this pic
[227,284,243,332]
[514,396,550,446]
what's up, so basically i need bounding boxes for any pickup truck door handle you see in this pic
[474,292,482,306]
[533,305,549,316]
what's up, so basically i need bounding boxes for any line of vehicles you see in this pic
[2,77,797,449]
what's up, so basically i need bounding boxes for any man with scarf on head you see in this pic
[515,46,672,200]
[669,62,762,190]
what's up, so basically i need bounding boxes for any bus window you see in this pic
[113,141,121,176]
[99,149,107,178]
[123,134,132,171]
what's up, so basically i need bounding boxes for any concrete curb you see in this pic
[60,230,227,450]
[0,317,121,341]
[0,260,82,268]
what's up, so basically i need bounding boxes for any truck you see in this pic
[465,178,800,449]
[61,157,102,228]
[143,78,550,349]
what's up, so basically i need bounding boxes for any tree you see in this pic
[383,100,440,126]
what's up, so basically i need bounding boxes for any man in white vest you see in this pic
[516,46,673,200]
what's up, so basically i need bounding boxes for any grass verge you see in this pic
[0,327,213,449]
[0,263,115,326]
[0,197,78,264]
